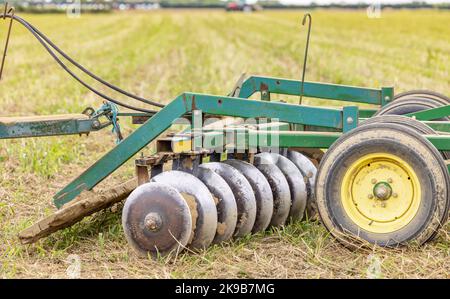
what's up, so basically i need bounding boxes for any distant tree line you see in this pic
[9,0,450,13]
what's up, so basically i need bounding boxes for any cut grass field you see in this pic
[0,9,449,278]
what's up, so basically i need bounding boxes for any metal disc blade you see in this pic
[200,162,257,237]
[260,153,307,222]
[224,159,273,233]
[151,171,217,250]
[253,156,291,227]
[287,150,318,219]
[195,167,238,244]
[122,182,192,257]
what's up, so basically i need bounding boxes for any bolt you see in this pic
[144,212,162,232]
[381,202,386,208]
[387,178,393,183]
[392,193,398,198]
[346,117,354,124]
[371,178,377,184]
[368,194,374,199]
[92,120,101,129]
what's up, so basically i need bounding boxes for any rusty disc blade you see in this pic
[253,155,291,227]
[200,162,256,237]
[262,152,307,222]
[223,159,273,233]
[122,182,192,257]
[151,170,217,250]
[287,150,318,220]
[195,167,237,244]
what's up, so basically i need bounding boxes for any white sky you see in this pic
[278,0,449,3]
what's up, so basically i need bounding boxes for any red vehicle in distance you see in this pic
[226,1,262,12]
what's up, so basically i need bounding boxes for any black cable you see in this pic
[19,15,165,108]
[1,13,163,113]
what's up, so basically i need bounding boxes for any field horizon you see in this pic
[0,9,449,278]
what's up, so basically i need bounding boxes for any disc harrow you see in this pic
[1,7,449,259]
[122,151,317,257]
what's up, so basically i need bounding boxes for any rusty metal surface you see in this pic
[122,182,192,257]
[172,154,202,173]
[136,165,150,186]
[223,159,273,233]
[195,167,237,244]
[151,171,217,249]
[200,162,256,237]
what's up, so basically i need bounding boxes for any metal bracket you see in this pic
[342,106,359,133]
[299,13,312,105]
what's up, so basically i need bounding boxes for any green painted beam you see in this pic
[359,108,378,118]
[187,93,348,129]
[406,105,450,121]
[0,115,100,139]
[238,76,386,105]
[276,131,340,148]
[423,121,450,133]
[424,134,450,151]
[182,130,450,152]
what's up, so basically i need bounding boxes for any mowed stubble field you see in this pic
[0,9,449,278]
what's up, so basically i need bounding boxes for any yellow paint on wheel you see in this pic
[341,153,421,233]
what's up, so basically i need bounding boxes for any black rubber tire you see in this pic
[316,123,450,248]
[375,97,449,121]
[360,115,450,159]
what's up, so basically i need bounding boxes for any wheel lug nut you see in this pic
[392,193,398,198]
[387,178,393,183]
[368,194,374,199]
[371,178,377,184]
[381,203,386,208]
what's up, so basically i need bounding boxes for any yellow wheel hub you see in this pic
[341,153,421,233]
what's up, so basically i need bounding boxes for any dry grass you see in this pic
[0,9,449,278]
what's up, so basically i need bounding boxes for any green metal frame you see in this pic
[1,75,447,208]
[52,76,450,207]
[237,76,394,105]
[53,91,360,207]
[0,115,103,139]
